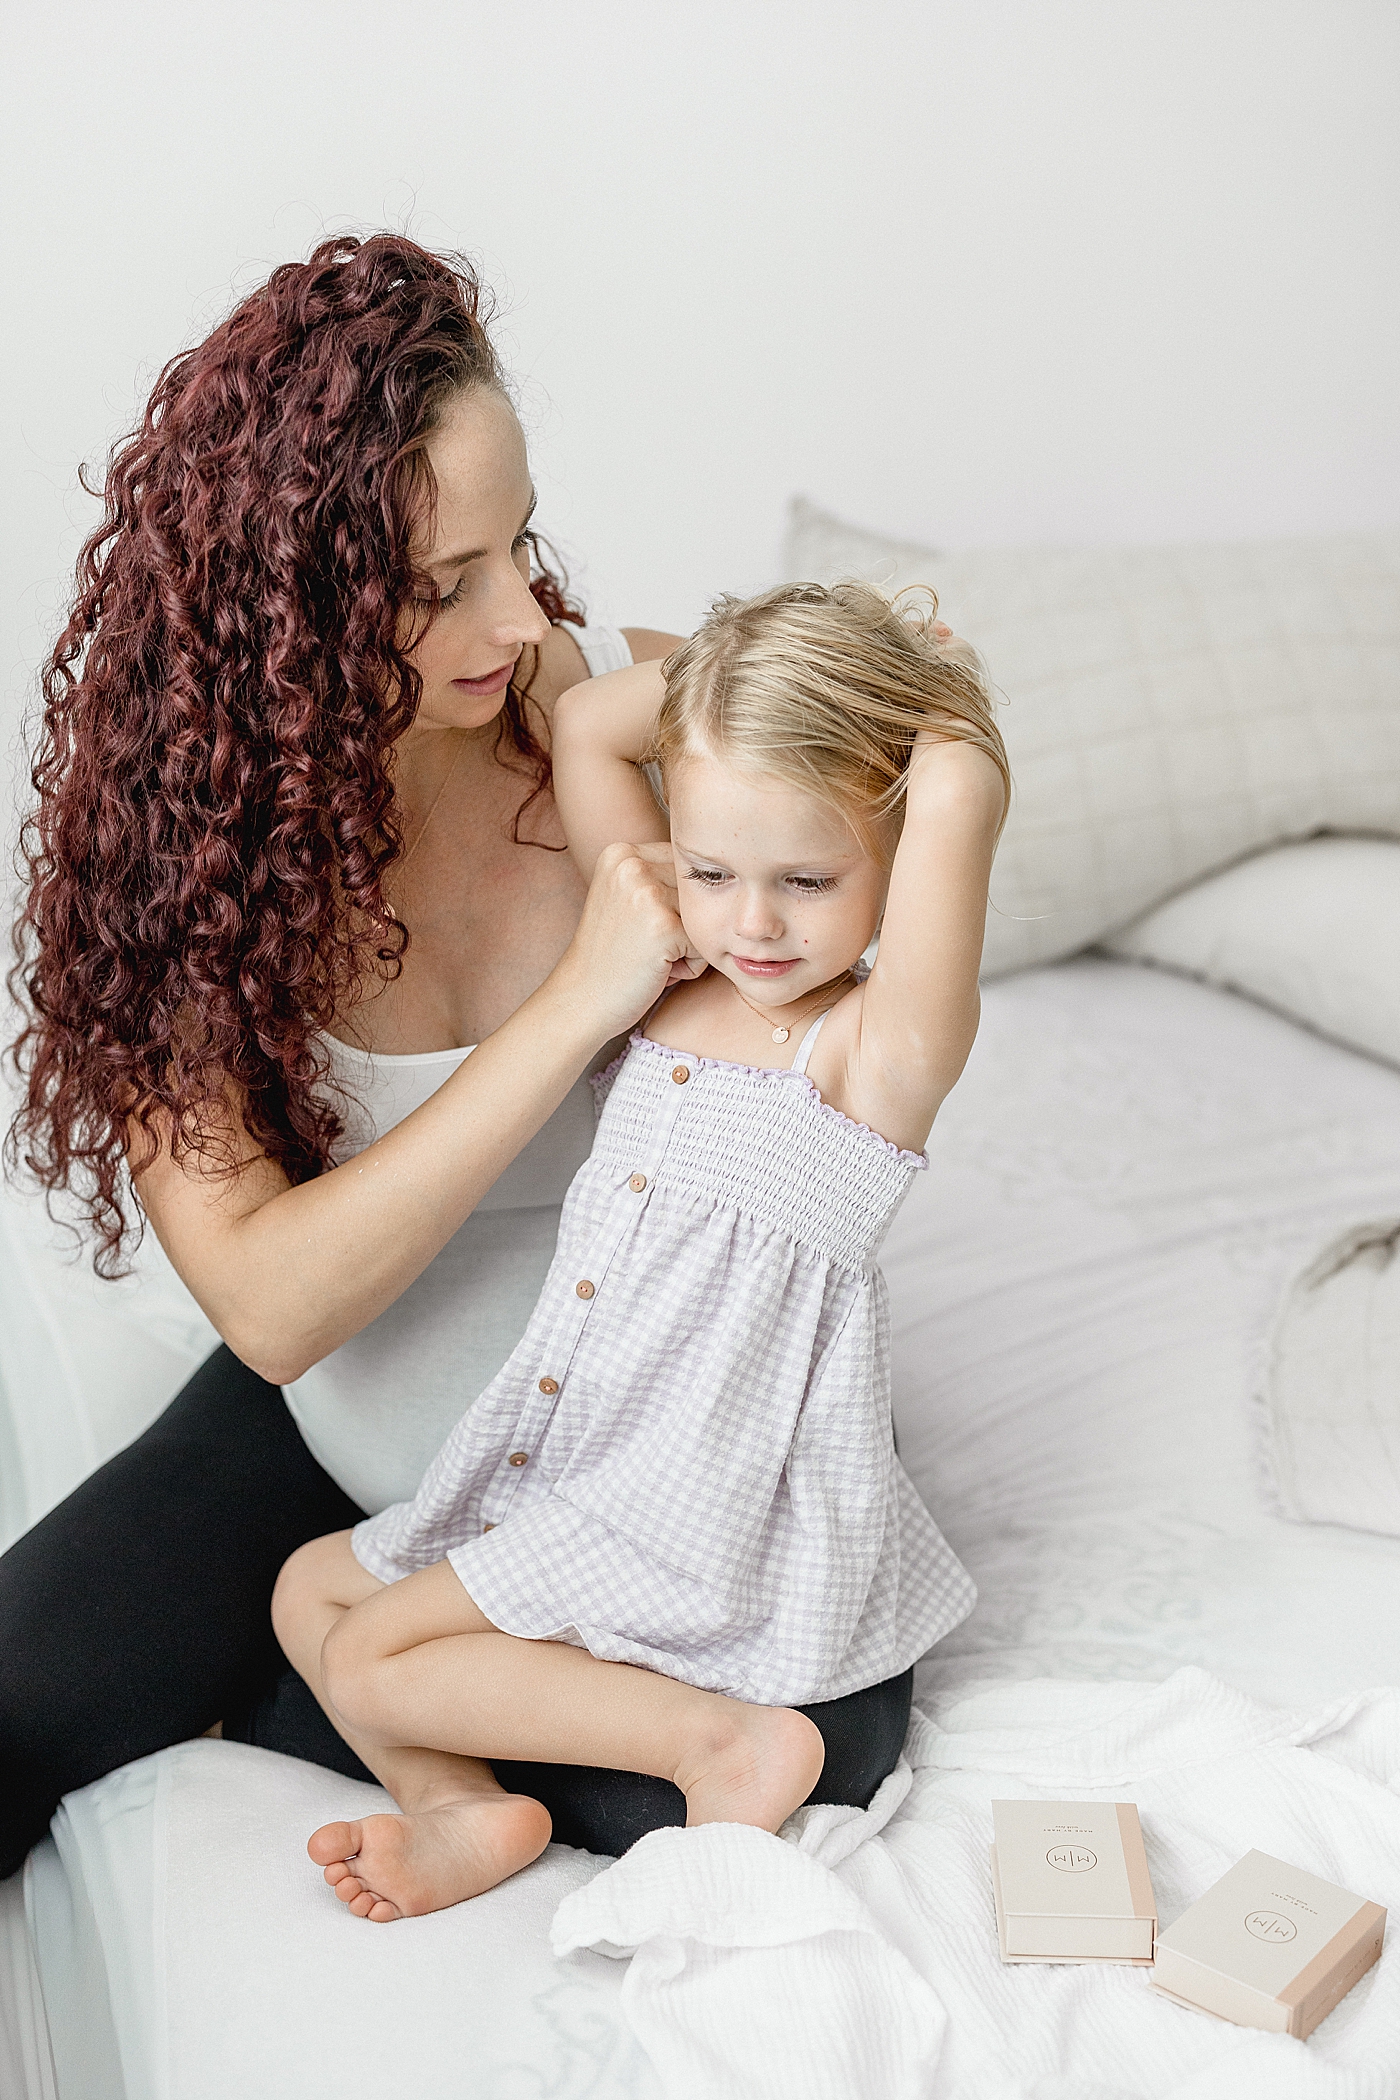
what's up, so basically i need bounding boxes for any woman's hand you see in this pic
[558,840,706,1037]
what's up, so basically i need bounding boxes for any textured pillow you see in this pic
[1104,837,1400,1069]
[784,499,1400,977]
[1264,1222,1400,1538]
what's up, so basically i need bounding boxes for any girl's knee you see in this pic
[270,1530,367,1648]
[269,1538,321,1650]
[318,1606,390,1740]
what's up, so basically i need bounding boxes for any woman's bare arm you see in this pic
[551,659,670,880]
[136,844,695,1385]
[842,737,1007,1155]
[619,628,682,664]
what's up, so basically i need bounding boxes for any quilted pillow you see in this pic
[784,499,1400,977]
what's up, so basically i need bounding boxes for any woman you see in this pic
[0,234,913,1881]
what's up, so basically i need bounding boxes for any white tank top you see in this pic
[282,623,634,1513]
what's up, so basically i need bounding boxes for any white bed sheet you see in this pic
[20,958,1400,2098]
[896,956,1400,1705]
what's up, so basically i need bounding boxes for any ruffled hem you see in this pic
[350,1516,423,1587]
[437,1490,970,1706]
[625,1032,928,1170]
[589,1046,631,1098]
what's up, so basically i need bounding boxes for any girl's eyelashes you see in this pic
[682,866,839,895]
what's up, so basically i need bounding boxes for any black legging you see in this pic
[0,1346,912,1877]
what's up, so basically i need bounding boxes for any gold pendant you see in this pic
[772,1026,790,1043]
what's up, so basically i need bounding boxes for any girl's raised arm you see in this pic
[846,733,1007,1154]
[551,660,670,879]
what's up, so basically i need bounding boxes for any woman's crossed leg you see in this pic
[272,1533,825,1921]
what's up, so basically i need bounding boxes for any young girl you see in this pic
[272,579,1009,1921]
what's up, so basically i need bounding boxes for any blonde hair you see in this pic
[651,580,1010,862]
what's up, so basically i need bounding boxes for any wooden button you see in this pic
[538,1376,559,1395]
[482,1521,496,1532]
[508,1451,529,1468]
[671,1064,690,1085]
[575,1279,595,1299]
[628,1173,647,1192]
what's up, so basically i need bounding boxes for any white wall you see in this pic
[3,0,1397,761]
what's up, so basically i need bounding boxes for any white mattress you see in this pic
[15,958,1400,2098]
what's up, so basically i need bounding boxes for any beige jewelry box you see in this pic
[1151,1850,1386,2040]
[991,1800,1157,1963]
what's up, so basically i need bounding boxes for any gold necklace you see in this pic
[398,735,467,872]
[379,737,468,924]
[729,969,857,1045]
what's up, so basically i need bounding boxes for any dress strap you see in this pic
[790,1009,831,1077]
[638,986,678,1041]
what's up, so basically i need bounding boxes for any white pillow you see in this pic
[1104,838,1400,1069]
[1264,1221,1400,1538]
[784,498,1400,977]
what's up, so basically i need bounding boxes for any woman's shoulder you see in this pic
[618,627,683,664]
[530,624,592,716]
[530,622,681,720]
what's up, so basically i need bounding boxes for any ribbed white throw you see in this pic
[551,1761,945,2100]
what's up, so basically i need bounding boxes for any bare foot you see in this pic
[675,1703,826,1831]
[307,1791,552,1921]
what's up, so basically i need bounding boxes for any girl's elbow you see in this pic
[550,681,592,741]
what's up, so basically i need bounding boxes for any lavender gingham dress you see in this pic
[351,1013,976,1706]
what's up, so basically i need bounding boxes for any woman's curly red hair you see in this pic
[7,233,582,1274]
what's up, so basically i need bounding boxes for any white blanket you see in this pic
[558,1670,1398,2099]
[550,1770,944,2099]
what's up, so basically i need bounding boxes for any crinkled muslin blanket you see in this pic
[551,1669,1400,2100]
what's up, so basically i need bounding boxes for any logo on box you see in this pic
[1046,1846,1098,1873]
[1245,1910,1298,1943]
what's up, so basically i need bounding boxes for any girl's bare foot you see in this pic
[675,1702,826,1831]
[307,1789,552,1921]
